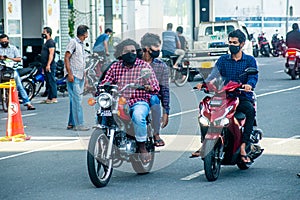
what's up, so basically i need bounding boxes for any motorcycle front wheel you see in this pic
[203,139,222,181]
[271,49,279,57]
[87,128,113,188]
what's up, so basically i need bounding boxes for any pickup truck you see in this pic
[183,20,253,82]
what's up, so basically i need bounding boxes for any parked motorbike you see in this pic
[0,60,16,111]
[284,48,300,80]
[86,68,156,188]
[257,33,270,57]
[250,33,259,57]
[161,55,190,87]
[271,33,287,57]
[194,68,264,181]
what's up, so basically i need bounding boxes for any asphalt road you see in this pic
[0,56,299,200]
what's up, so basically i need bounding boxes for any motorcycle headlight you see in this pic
[198,116,210,127]
[97,93,112,108]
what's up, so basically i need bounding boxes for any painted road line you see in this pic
[181,170,205,181]
[1,113,37,120]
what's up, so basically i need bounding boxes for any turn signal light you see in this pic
[88,98,96,106]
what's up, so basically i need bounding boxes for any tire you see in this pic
[87,128,113,188]
[131,138,155,174]
[271,49,279,57]
[22,80,35,100]
[253,49,259,57]
[264,45,270,57]
[1,88,9,112]
[291,68,296,80]
[203,139,222,181]
[174,64,190,87]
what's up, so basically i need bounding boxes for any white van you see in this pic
[194,20,253,56]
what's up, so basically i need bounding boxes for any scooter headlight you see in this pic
[198,116,210,127]
[97,93,112,108]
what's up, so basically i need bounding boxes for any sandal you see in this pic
[154,139,165,147]
[27,105,36,110]
[190,149,201,158]
[241,155,253,165]
[139,152,151,164]
[67,125,74,130]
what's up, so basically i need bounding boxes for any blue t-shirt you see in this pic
[162,30,179,53]
[93,33,109,52]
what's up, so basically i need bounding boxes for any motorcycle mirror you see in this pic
[139,68,152,79]
[245,67,258,75]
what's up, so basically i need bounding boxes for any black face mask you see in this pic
[41,34,47,39]
[229,45,241,54]
[0,42,9,48]
[122,52,137,65]
[149,50,160,58]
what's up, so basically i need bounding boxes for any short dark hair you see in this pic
[140,33,161,48]
[176,26,183,34]
[105,28,113,34]
[0,34,9,40]
[114,38,141,59]
[43,27,52,36]
[292,23,299,30]
[167,23,173,30]
[228,29,246,43]
[77,25,89,36]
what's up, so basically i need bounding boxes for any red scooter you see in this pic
[285,48,300,80]
[195,68,264,181]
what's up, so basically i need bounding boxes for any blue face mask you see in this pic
[229,45,241,54]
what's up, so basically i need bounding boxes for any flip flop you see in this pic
[189,150,201,158]
[241,155,253,165]
[154,138,165,147]
[139,152,151,164]
[67,125,74,130]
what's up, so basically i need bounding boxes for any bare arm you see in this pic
[46,47,55,71]
[64,51,74,82]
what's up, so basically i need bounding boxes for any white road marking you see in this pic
[1,113,37,120]
[275,135,300,145]
[274,70,284,73]
[0,139,79,161]
[181,170,205,181]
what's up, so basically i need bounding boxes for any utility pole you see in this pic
[286,0,289,33]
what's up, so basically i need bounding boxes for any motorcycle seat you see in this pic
[17,67,32,76]
[234,112,246,120]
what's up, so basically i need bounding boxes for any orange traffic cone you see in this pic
[5,84,30,141]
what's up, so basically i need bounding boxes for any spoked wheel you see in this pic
[1,88,9,112]
[22,80,35,100]
[174,64,190,87]
[131,138,155,174]
[87,128,113,188]
[203,139,222,181]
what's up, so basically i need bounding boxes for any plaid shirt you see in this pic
[0,44,20,58]
[206,53,258,101]
[151,58,170,114]
[100,58,160,107]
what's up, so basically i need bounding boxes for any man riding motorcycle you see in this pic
[193,29,258,165]
[97,38,160,164]
[286,23,300,49]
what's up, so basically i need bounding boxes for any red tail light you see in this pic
[287,50,297,57]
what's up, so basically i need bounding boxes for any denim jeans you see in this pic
[14,71,30,106]
[130,101,150,142]
[150,95,161,134]
[44,65,57,100]
[67,77,85,127]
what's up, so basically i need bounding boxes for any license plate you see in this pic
[100,110,112,116]
[201,62,213,68]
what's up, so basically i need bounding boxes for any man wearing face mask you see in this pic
[98,38,160,164]
[192,29,258,165]
[0,34,36,110]
[64,25,90,131]
[40,27,57,104]
[140,33,169,147]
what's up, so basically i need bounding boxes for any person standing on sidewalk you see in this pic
[64,25,90,131]
[40,27,58,104]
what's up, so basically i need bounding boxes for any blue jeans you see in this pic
[150,95,161,134]
[130,101,150,142]
[44,65,57,100]
[14,71,30,106]
[67,77,84,127]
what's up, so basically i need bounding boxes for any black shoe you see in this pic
[41,92,48,97]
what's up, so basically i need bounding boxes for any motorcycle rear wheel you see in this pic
[174,66,189,87]
[87,128,113,188]
[203,139,222,181]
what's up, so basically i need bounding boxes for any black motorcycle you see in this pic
[271,33,287,57]
[86,68,156,188]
